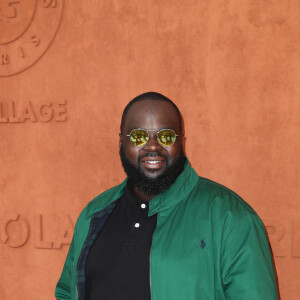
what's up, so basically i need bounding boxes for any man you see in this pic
[55,92,278,300]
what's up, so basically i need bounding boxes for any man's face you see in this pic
[119,99,186,195]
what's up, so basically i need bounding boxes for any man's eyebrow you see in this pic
[127,127,177,132]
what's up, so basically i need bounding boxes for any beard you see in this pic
[119,146,186,196]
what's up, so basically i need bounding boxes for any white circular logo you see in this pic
[0,0,63,76]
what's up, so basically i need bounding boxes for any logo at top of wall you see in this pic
[0,0,63,77]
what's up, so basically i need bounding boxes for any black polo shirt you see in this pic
[85,183,157,300]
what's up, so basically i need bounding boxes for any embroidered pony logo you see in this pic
[200,239,206,249]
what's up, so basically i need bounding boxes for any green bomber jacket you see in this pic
[55,161,278,300]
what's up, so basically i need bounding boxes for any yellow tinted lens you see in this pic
[157,129,176,147]
[130,129,149,146]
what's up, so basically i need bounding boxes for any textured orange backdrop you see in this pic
[0,0,299,299]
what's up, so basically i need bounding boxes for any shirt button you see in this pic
[141,204,146,209]
[134,223,140,228]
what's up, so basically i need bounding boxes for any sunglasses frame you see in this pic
[120,128,182,147]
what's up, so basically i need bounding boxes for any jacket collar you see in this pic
[85,179,127,217]
[85,159,199,218]
[148,159,199,216]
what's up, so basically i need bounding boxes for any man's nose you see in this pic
[144,134,162,151]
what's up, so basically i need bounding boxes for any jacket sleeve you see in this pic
[55,233,76,300]
[221,211,279,300]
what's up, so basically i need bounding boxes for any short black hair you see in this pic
[120,92,182,132]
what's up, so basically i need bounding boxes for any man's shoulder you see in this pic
[191,176,257,216]
[188,176,265,234]
[76,179,127,223]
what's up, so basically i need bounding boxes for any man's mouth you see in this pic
[144,160,162,164]
[140,158,166,169]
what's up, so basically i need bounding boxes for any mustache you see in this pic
[138,152,167,162]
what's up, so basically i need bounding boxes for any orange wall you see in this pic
[0,1,299,299]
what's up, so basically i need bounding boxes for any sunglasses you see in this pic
[120,128,182,147]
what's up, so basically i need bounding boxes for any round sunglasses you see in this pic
[120,128,182,147]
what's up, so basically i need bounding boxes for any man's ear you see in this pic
[119,133,123,150]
